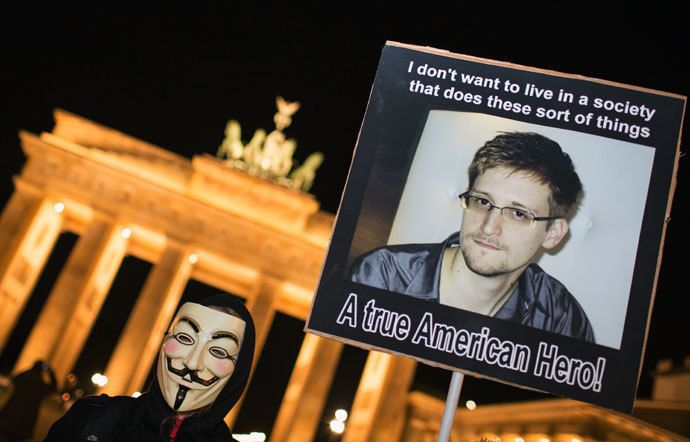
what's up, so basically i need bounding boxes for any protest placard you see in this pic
[306,41,685,412]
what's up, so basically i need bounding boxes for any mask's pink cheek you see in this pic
[164,341,183,357]
[211,359,235,377]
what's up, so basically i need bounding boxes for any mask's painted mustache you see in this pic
[166,358,219,387]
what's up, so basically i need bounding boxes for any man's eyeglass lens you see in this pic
[459,193,543,226]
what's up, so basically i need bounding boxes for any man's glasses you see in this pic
[459,192,560,227]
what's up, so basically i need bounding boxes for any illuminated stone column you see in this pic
[343,352,417,442]
[100,244,194,396]
[14,217,129,383]
[499,432,526,442]
[553,433,587,442]
[224,275,280,428]
[523,433,551,442]
[246,275,281,351]
[271,334,343,442]
[400,417,434,442]
[0,187,63,352]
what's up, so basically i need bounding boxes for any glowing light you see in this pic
[540,439,550,442]
[329,419,345,433]
[335,409,348,422]
[61,393,70,401]
[121,227,132,238]
[571,439,582,442]
[232,433,266,442]
[132,391,141,398]
[465,400,477,410]
[515,438,525,442]
[54,202,65,213]
[91,373,108,387]
[188,253,198,264]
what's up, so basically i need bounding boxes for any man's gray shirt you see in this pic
[349,232,595,342]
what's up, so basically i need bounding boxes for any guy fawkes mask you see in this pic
[157,302,246,411]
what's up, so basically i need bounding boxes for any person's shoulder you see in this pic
[523,263,577,296]
[74,394,133,411]
[349,240,446,292]
[45,394,134,441]
[350,241,443,278]
[213,425,232,441]
[523,264,595,342]
[354,241,443,264]
[523,264,587,311]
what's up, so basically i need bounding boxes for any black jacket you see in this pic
[44,295,256,442]
[350,232,594,342]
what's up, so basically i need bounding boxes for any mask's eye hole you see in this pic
[209,347,229,359]
[175,333,194,345]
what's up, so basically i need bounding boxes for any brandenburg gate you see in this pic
[0,109,416,441]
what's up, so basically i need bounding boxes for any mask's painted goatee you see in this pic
[173,386,190,410]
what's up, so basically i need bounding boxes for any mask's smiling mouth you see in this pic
[166,357,219,387]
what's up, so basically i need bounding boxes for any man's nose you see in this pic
[481,208,503,235]
[183,343,206,371]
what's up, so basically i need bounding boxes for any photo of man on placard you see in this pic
[350,131,594,341]
[346,111,656,349]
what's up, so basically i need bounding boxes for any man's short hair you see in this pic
[467,132,583,218]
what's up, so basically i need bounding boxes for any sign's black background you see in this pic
[307,44,684,412]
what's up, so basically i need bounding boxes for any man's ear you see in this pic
[542,218,569,249]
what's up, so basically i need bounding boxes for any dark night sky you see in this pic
[1,5,688,437]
